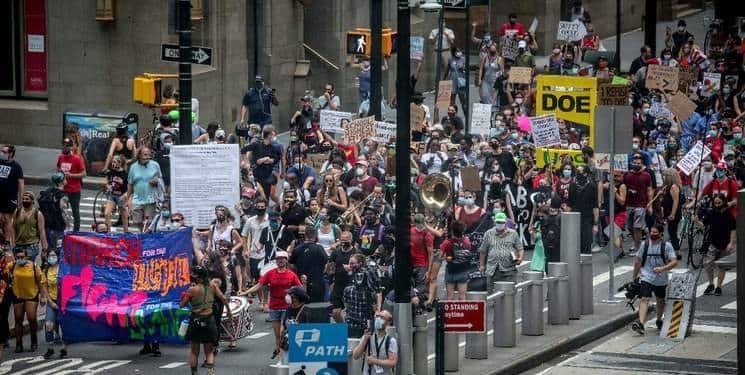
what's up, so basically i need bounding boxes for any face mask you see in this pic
[515,98,524,104]
[632,164,642,172]
[734,134,742,140]
[643,108,650,115]
[668,143,678,150]
[270,220,280,230]
[170,222,184,229]
[647,148,656,154]
[0,152,7,162]
[703,161,713,170]
[678,26,685,32]
[649,233,661,241]
[342,241,352,249]
[161,210,171,218]
[509,18,516,24]
[48,256,58,265]
[455,52,463,58]
[457,197,466,205]
[726,160,734,168]
[464,198,474,206]
[552,49,560,55]
[492,165,499,172]
[562,169,572,178]
[256,208,266,215]
[632,143,639,150]
[164,143,173,150]
[663,54,672,60]
[723,88,731,95]
[255,81,263,88]
[16,259,27,266]
[356,167,365,177]
[276,259,287,268]
[318,214,328,222]
[510,133,518,140]
[22,201,32,208]
[716,169,727,179]
[362,146,370,155]
[290,136,299,142]
[285,294,293,305]
[374,317,385,330]
[683,47,691,54]
[494,222,506,231]
[518,48,525,54]
[708,130,718,137]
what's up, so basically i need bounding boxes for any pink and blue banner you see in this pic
[59,228,193,344]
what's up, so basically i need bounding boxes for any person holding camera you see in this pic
[352,309,398,375]
[630,223,677,335]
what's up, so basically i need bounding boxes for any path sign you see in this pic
[645,65,679,92]
[444,301,486,333]
[161,44,213,65]
[288,323,349,363]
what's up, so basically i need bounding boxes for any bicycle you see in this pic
[92,186,122,231]
[681,196,711,270]
[702,17,723,57]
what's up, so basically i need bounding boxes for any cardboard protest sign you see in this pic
[411,36,424,60]
[557,21,587,41]
[410,103,425,132]
[598,84,629,106]
[344,116,376,144]
[676,141,711,176]
[501,35,519,60]
[461,166,481,192]
[307,153,327,169]
[645,65,679,91]
[320,110,353,134]
[508,67,533,84]
[373,121,397,143]
[530,114,561,148]
[470,103,492,136]
[437,81,452,108]
[677,65,697,94]
[667,91,697,121]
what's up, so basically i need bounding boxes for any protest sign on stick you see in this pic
[344,116,377,144]
[530,114,561,148]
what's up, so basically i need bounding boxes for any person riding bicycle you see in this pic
[104,155,129,232]
[104,122,136,169]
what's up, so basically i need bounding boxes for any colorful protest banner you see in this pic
[508,67,532,84]
[411,36,424,60]
[556,20,587,41]
[677,65,697,94]
[345,115,376,144]
[530,114,561,148]
[437,80,452,108]
[611,75,630,85]
[536,75,597,146]
[59,229,193,344]
[373,121,397,143]
[645,65,679,92]
[676,141,711,176]
[667,91,697,121]
[598,83,629,105]
[320,110,353,135]
[470,103,492,136]
[535,148,587,168]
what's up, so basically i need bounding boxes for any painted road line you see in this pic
[691,324,737,334]
[695,273,736,297]
[721,301,736,310]
[159,362,187,369]
[247,332,271,339]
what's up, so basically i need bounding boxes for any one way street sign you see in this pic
[161,44,213,65]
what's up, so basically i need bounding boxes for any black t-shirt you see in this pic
[495,151,517,180]
[705,209,736,250]
[281,204,307,228]
[0,160,23,207]
[329,246,360,290]
[355,223,387,256]
[568,177,598,214]
[289,242,328,302]
[259,227,295,257]
[242,140,281,180]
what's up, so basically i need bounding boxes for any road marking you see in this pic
[721,301,736,310]
[247,332,270,339]
[160,362,187,369]
[692,324,737,334]
[695,273,736,297]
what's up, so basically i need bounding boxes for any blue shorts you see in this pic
[268,309,286,322]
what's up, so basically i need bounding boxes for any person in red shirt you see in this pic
[700,161,739,217]
[410,214,434,303]
[498,13,526,36]
[623,155,653,255]
[56,137,86,231]
[241,251,301,358]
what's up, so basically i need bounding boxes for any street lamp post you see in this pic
[177,0,193,144]
[371,0,383,121]
[395,1,413,374]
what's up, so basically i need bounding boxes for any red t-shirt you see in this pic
[259,268,302,310]
[703,177,739,217]
[623,170,652,207]
[339,144,356,165]
[410,227,434,267]
[498,22,526,36]
[57,153,85,193]
[439,237,472,259]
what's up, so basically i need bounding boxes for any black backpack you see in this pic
[639,239,668,267]
[449,239,471,265]
[38,188,65,230]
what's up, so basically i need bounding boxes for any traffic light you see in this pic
[132,76,162,106]
[346,28,397,57]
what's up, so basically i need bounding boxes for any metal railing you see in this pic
[302,43,340,71]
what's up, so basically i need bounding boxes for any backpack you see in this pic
[639,239,668,267]
[449,239,471,265]
[38,188,65,230]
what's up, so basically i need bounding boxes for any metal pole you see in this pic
[395,3,413,375]
[348,338,363,375]
[413,314,429,375]
[465,292,487,359]
[580,254,594,314]
[643,0,656,52]
[547,262,569,324]
[464,4,471,130]
[615,0,621,72]
[435,302,445,375]
[521,272,544,336]
[433,0,445,106]
[607,108,617,301]
[738,189,745,371]
[268,364,289,375]
[370,0,383,121]
[492,282,516,347]
[177,0,193,144]
[560,212,581,319]
[444,330,460,371]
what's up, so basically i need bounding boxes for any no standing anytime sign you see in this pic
[443,301,486,333]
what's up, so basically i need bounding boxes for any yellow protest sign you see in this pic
[536,76,597,152]
[535,148,587,168]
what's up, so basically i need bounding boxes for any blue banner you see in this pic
[59,229,193,344]
[288,323,348,363]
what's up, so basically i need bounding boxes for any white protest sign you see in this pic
[501,35,519,60]
[675,141,711,176]
[703,72,721,91]
[320,110,353,134]
[470,103,492,136]
[595,153,628,171]
[530,114,561,147]
[373,121,397,143]
[170,144,240,228]
[649,101,672,120]
[557,20,587,42]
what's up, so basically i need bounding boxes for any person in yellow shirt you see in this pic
[42,245,67,359]
[9,247,47,353]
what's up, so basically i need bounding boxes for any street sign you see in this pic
[593,105,633,154]
[443,0,466,8]
[288,323,348,363]
[443,301,486,333]
[161,44,213,65]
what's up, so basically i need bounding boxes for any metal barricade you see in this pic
[547,262,570,325]
[465,291,488,359]
[521,271,544,336]
[347,338,363,375]
[492,282,516,347]
[413,313,429,375]
[561,212,582,319]
[580,254,594,315]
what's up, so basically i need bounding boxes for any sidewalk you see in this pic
[14,145,106,189]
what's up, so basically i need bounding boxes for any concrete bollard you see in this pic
[492,282,516,347]
[444,331,460,372]
[268,364,289,375]
[560,212,582,320]
[465,291,488,359]
[521,271,545,336]
[580,254,594,315]
[413,313,429,375]
[547,262,569,325]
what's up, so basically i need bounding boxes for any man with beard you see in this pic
[289,227,328,302]
[568,165,599,254]
[327,230,361,323]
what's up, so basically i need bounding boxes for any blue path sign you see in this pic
[288,323,349,363]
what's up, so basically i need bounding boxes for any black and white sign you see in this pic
[470,103,492,136]
[161,44,213,65]
[556,21,587,42]
[530,114,561,148]
[443,0,466,8]
[676,141,711,176]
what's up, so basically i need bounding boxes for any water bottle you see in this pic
[178,318,189,338]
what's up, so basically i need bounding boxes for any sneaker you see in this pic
[59,348,68,358]
[151,343,162,357]
[703,284,715,295]
[591,244,603,253]
[714,287,722,296]
[631,321,645,335]
[44,348,54,359]
[139,344,152,355]
[656,319,663,330]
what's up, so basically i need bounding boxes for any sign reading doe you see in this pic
[288,323,349,363]
[536,75,598,127]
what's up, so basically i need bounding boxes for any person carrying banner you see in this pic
[8,247,48,353]
[42,244,67,359]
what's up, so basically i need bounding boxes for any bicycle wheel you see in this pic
[93,190,120,229]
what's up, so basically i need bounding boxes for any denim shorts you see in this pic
[268,309,286,322]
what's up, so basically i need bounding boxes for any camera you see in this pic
[617,280,641,310]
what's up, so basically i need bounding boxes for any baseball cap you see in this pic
[518,40,527,49]
[268,209,281,219]
[255,75,264,81]
[275,251,289,259]
[215,129,226,139]
[50,172,65,185]
[356,160,369,167]
[287,286,310,303]
[494,212,507,223]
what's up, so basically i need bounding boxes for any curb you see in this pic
[490,305,654,375]
[25,175,106,190]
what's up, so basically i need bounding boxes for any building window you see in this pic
[96,0,115,21]
[0,0,48,98]
[191,0,204,21]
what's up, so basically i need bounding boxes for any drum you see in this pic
[219,296,255,341]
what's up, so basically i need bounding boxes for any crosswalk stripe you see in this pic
[247,332,270,339]
[721,301,736,310]
[696,273,736,297]
[159,362,187,369]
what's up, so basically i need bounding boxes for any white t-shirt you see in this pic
[638,240,676,286]
[429,27,455,51]
[421,152,447,175]
[241,215,269,260]
[360,334,398,375]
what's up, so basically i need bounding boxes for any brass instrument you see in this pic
[419,173,452,214]
[337,191,376,225]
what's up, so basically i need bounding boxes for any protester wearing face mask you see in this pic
[350,160,379,195]
[624,156,654,256]
[477,42,504,111]
[445,46,468,109]
[0,144,24,249]
[14,192,48,263]
[659,48,678,67]
[479,212,523,287]
[241,251,301,357]
[240,75,278,127]
[57,138,85,232]
[455,191,485,230]
[667,19,693,56]
[568,166,599,255]
[326,230,360,323]
[103,155,129,232]
[353,309,398,375]
[513,40,536,68]
[126,147,162,231]
[342,253,382,338]
[699,161,739,216]
[691,157,716,196]
[498,13,526,36]
[646,139,668,188]
[699,194,736,297]
[41,247,67,359]
[547,45,564,74]
[8,248,48,353]
[287,227,327,303]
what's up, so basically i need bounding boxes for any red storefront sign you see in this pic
[23,0,47,94]
[443,301,486,333]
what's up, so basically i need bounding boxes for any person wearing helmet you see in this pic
[37,173,69,249]
[104,122,136,169]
